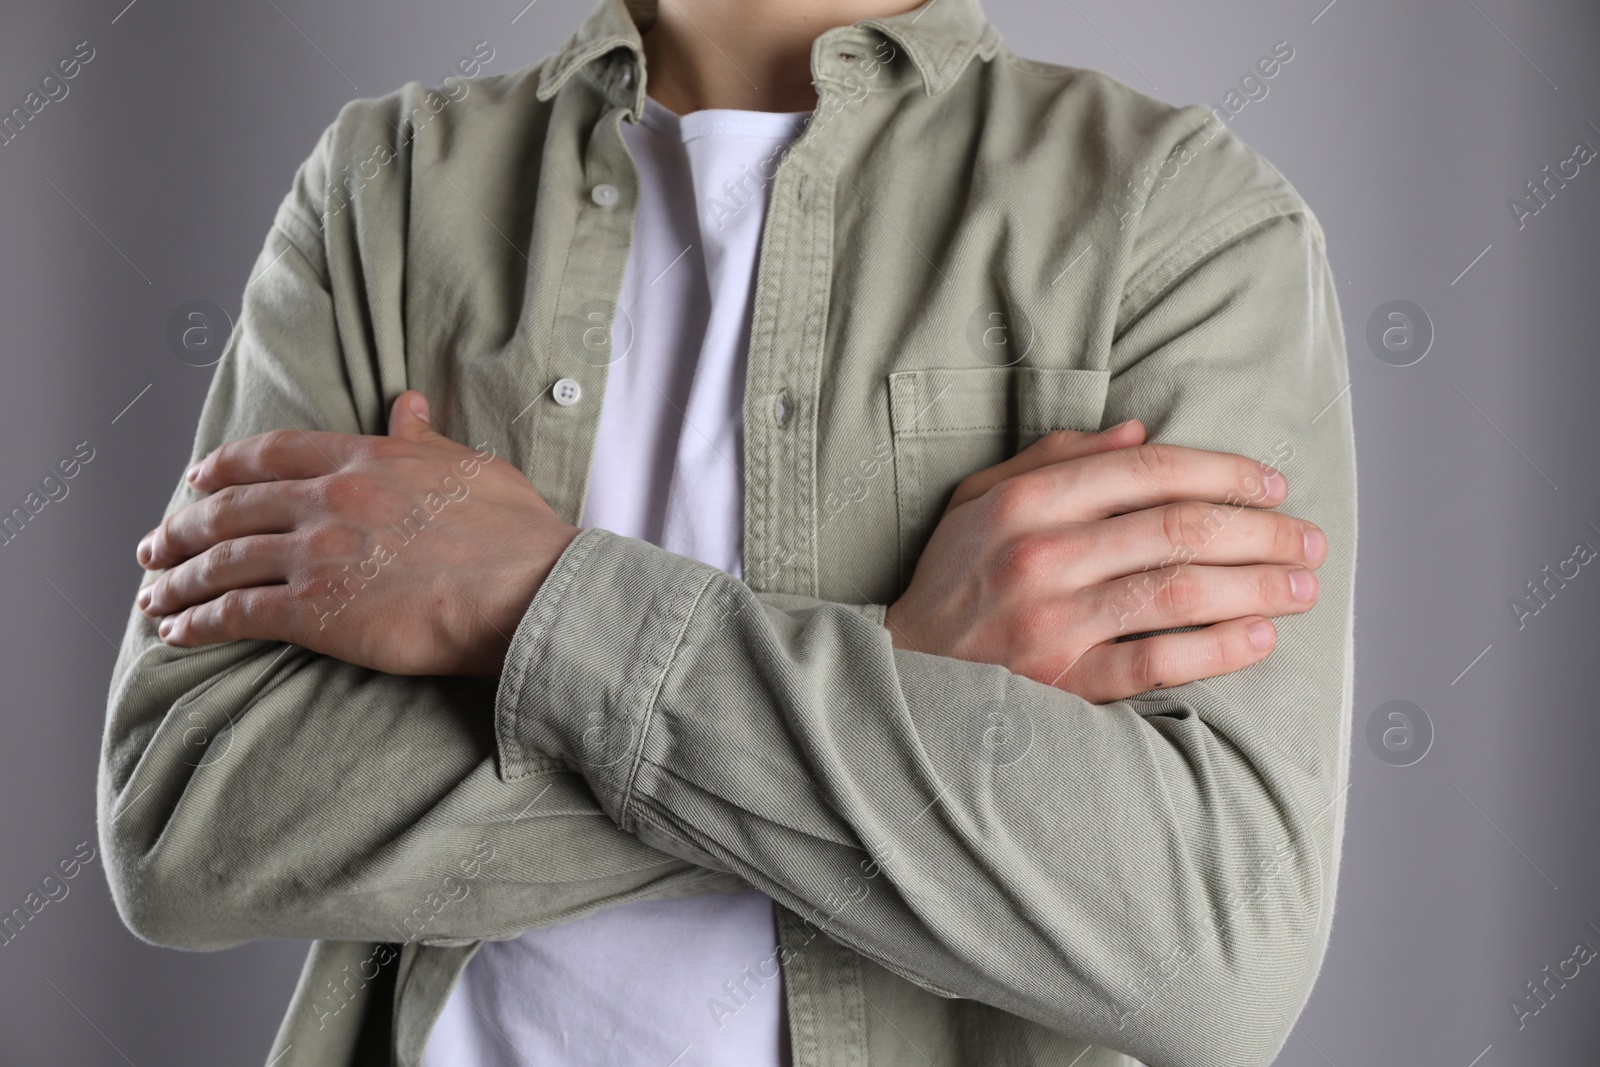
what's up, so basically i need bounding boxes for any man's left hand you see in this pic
[135,389,580,678]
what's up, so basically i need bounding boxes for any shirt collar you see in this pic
[535,0,996,104]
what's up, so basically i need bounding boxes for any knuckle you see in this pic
[1112,569,1158,619]
[1034,428,1081,458]
[1162,503,1210,554]
[331,524,364,557]
[303,523,349,558]
[310,474,355,512]
[199,539,235,581]
[286,575,322,611]
[1155,572,1202,615]
[1130,443,1182,487]
[259,428,298,461]
[1190,503,1228,550]
[151,514,176,558]
[1208,629,1235,672]
[984,476,1043,526]
[289,527,324,566]
[1053,526,1090,570]
[1158,503,1187,550]
[206,484,240,530]
[1128,639,1164,691]
[194,446,225,481]
[215,587,246,625]
[1272,517,1304,561]
[990,532,1053,587]
[1261,567,1292,605]
[346,436,384,463]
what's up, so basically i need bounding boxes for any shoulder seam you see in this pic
[1118,192,1314,332]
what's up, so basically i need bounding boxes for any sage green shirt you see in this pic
[97,0,1358,1064]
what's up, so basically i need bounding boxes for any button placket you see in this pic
[743,165,839,596]
[744,26,883,602]
[526,95,636,525]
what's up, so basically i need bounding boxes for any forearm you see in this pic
[496,519,1345,1064]
[100,610,747,951]
[97,132,745,950]
[493,206,1355,1066]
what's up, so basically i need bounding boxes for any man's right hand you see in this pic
[883,420,1326,704]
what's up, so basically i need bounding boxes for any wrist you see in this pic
[883,600,917,651]
[525,521,584,603]
[478,521,583,678]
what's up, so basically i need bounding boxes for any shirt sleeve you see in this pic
[96,114,751,955]
[493,179,1358,1067]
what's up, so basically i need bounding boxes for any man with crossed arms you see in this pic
[100,0,1356,1064]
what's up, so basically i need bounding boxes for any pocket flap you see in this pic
[1018,366,1112,436]
[888,366,1111,438]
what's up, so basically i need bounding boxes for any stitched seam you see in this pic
[998,49,1084,82]
[1119,194,1301,329]
[617,570,720,829]
[896,423,1014,435]
[499,528,605,781]
[804,152,834,597]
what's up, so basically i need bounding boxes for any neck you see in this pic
[640,0,920,113]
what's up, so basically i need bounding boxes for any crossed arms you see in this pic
[98,126,1356,1067]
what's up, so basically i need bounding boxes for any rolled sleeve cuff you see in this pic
[493,527,719,830]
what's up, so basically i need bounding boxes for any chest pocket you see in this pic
[888,365,1111,587]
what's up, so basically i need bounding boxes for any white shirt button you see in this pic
[551,378,583,406]
[590,183,619,208]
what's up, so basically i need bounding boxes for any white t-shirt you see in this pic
[422,94,808,1067]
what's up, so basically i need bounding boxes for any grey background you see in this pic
[1,0,1596,1063]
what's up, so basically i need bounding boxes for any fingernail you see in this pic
[1263,468,1286,501]
[1248,620,1275,651]
[1302,526,1327,565]
[409,394,430,422]
[157,617,173,639]
[185,463,200,483]
[136,539,151,566]
[1290,568,1318,601]
[136,587,151,611]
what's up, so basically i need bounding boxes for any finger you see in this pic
[157,585,300,648]
[387,389,449,445]
[994,442,1289,528]
[1058,616,1277,703]
[188,427,367,493]
[948,419,1145,513]
[1064,502,1327,585]
[1084,562,1319,639]
[139,482,302,569]
[139,535,293,618]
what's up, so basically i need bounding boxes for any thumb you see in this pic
[387,389,445,443]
